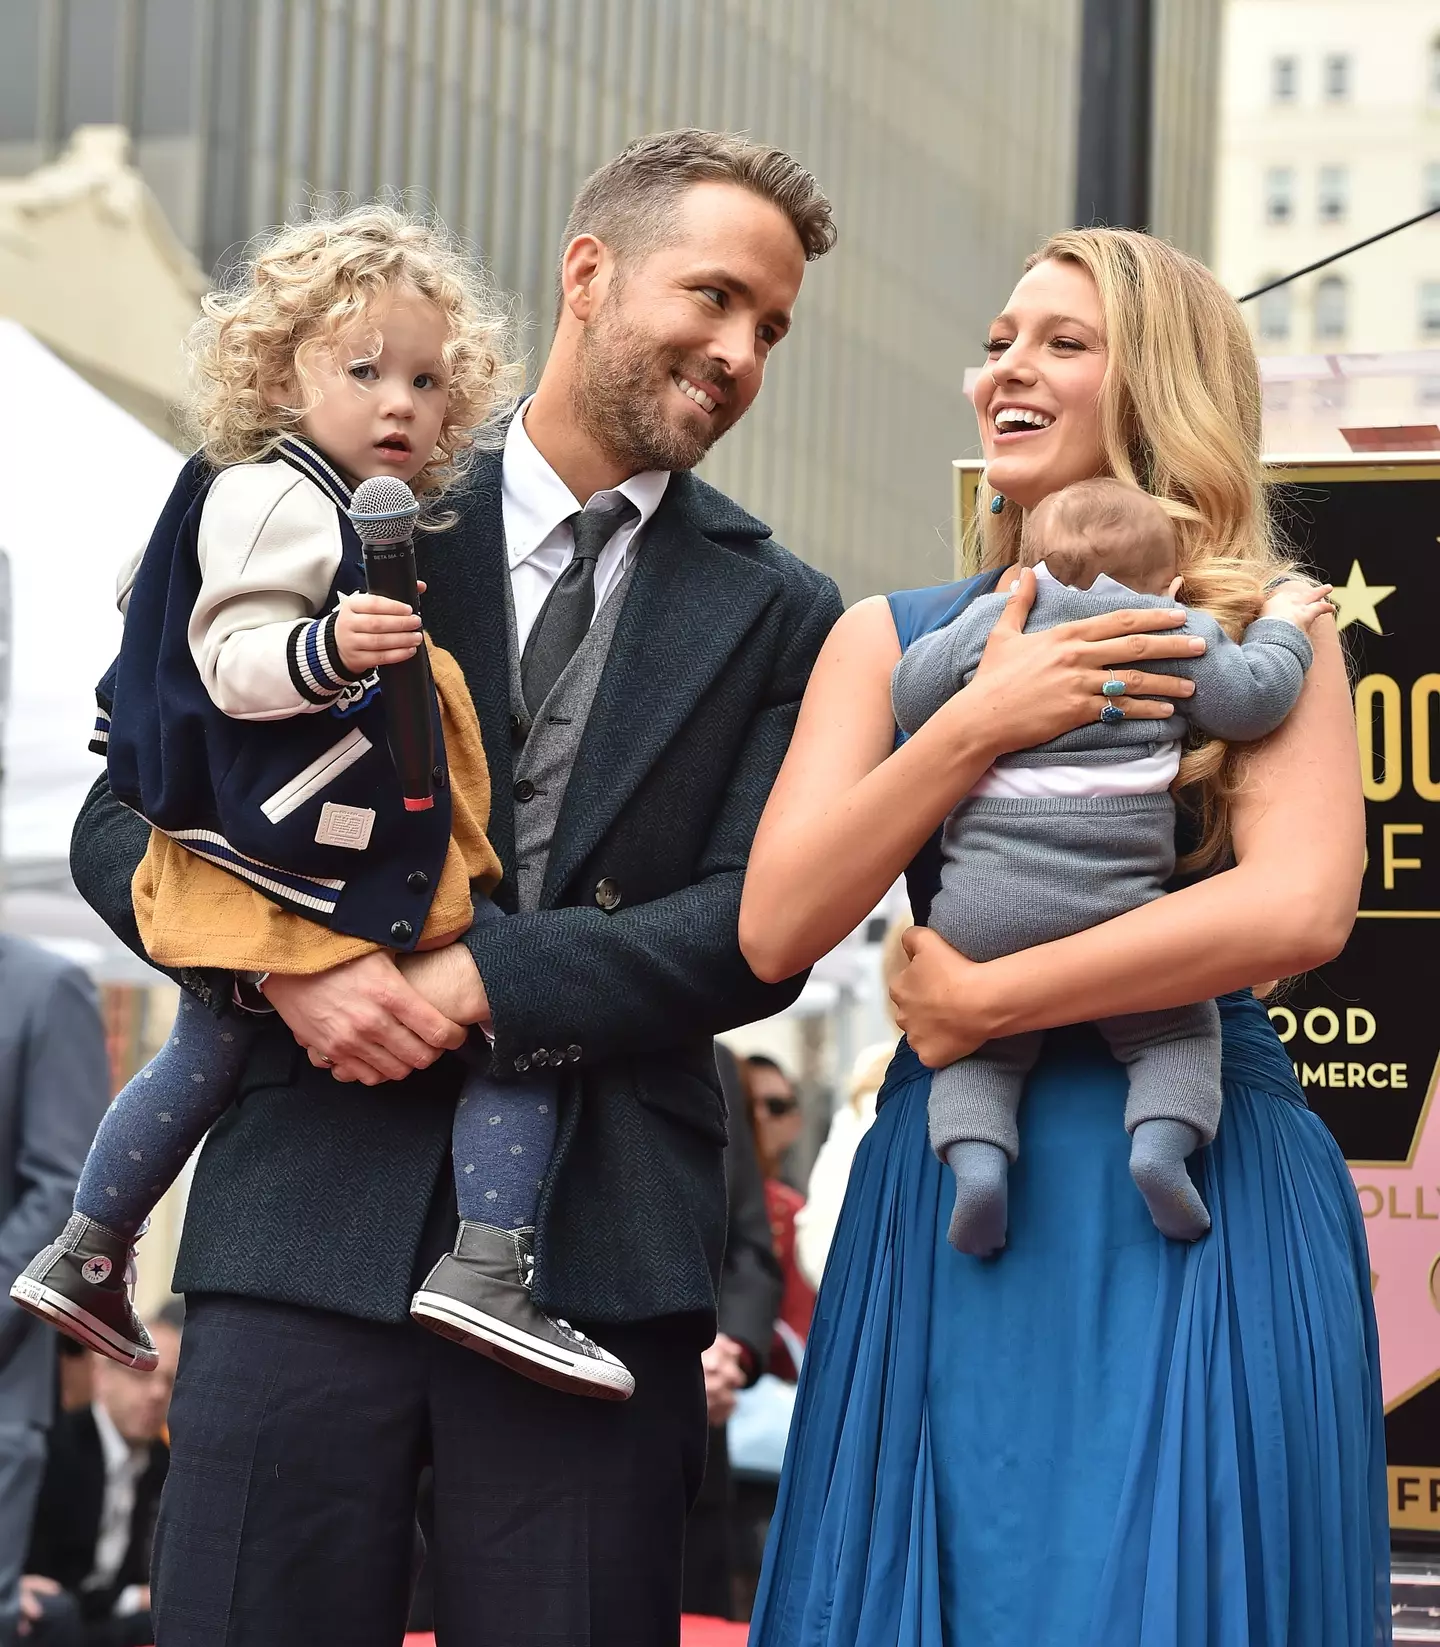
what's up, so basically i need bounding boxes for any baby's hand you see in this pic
[334,587,425,674]
[1259,579,1335,634]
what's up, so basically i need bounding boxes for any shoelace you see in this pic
[518,1242,600,1355]
[123,1216,150,1301]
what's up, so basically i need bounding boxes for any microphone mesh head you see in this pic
[348,476,420,543]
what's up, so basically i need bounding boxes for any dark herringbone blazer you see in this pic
[71,450,842,1346]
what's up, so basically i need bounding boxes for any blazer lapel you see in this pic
[415,450,518,888]
[540,485,782,908]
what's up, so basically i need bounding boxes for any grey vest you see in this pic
[503,559,637,912]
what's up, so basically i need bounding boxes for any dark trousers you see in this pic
[152,1295,707,1647]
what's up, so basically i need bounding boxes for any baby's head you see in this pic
[187,204,524,501]
[1019,478,1179,596]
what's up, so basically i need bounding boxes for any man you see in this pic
[71,129,842,1646]
[21,1310,180,1647]
[0,939,111,1647]
[682,1044,780,1619]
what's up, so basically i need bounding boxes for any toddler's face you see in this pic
[292,288,450,487]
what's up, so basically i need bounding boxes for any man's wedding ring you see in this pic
[317,1053,334,1068]
[1101,677,1125,697]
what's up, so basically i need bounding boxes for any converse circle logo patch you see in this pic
[81,1255,112,1285]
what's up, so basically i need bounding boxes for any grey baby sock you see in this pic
[1129,1118,1211,1241]
[943,1140,1010,1258]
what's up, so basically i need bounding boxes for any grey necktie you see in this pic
[520,498,638,715]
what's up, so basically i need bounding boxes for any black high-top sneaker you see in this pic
[10,1213,158,1371]
[411,1222,635,1401]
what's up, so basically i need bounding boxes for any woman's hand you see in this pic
[889,927,998,1067]
[960,567,1207,761]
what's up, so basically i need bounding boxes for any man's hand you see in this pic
[700,1332,749,1426]
[263,950,467,1086]
[334,586,425,675]
[396,944,491,1033]
[19,1575,60,1634]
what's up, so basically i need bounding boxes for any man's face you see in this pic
[94,1323,180,1444]
[748,1062,803,1162]
[570,180,806,475]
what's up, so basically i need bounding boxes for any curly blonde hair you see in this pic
[968,227,1298,872]
[186,203,524,502]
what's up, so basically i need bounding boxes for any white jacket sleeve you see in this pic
[187,464,356,720]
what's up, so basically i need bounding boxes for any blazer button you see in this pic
[566,1044,582,1062]
[509,714,524,739]
[406,871,429,893]
[514,779,536,803]
[534,1047,548,1064]
[390,919,414,944]
[514,1053,531,1073]
[432,764,448,789]
[549,1049,567,1067]
[594,877,621,911]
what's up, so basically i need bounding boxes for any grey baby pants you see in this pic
[925,791,1222,1162]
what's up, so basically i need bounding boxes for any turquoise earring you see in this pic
[990,493,1005,515]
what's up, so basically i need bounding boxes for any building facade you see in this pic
[1216,0,1440,367]
[1,0,1220,599]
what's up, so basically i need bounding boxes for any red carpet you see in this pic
[399,1624,746,1645]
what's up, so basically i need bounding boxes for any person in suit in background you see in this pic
[681,1043,781,1620]
[70,128,842,1647]
[20,1308,181,1647]
[0,939,111,1647]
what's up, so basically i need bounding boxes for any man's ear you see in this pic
[558,234,608,323]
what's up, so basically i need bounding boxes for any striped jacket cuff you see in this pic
[286,612,362,705]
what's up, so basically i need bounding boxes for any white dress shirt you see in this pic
[501,400,669,653]
[86,1401,150,1605]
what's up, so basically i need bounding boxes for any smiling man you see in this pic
[72,131,842,1647]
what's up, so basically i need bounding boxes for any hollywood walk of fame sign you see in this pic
[1266,457,1440,1537]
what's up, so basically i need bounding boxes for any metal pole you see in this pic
[1074,0,1154,229]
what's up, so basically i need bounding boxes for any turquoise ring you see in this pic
[1101,677,1125,697]
[1100,703,1126,725]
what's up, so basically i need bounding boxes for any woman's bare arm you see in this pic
[892,616,1363,1065]
[739,572,1205,982]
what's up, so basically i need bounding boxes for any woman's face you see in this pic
[972,258,1109,513]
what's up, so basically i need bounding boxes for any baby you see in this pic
[13,206,634,1400]
[891,478,1332,1257]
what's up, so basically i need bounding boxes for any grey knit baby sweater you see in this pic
[892,576,1313,758]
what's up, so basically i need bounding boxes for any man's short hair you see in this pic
[560,128,836,286]
[743,1053,790,1080]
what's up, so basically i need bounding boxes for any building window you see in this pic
[1264,166,1295,225]
[1257,281,1292,342]
[1318,165,1348,224]
[1322,53,1351,101]
[1310,377,1349,412]
[1272,55,1298,103]
[1427,162,1440,212]
[1422,282,1440,338]
[1314,276,1347,341]
[1418,376,1440,409]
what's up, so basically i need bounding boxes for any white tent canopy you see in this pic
[0,319,183,862]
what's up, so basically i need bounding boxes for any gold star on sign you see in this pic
[1330,560,1395,634]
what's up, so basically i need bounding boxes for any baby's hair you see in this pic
[1020,478,1179,595]
[186,202,525,501]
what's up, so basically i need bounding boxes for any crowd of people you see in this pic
[0,117,1388,1647]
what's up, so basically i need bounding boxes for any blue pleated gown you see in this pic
[749,578,1390,1647]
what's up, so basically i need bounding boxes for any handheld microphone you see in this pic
[347,476,435,812]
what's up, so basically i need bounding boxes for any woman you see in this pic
[740,229,1387,1646]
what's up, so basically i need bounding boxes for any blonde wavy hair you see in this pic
[968,227,1296,872]
[186,202,524,503]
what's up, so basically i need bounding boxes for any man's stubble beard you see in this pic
[570,297,742,476]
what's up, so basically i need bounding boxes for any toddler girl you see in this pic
[12,206,634,1400]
